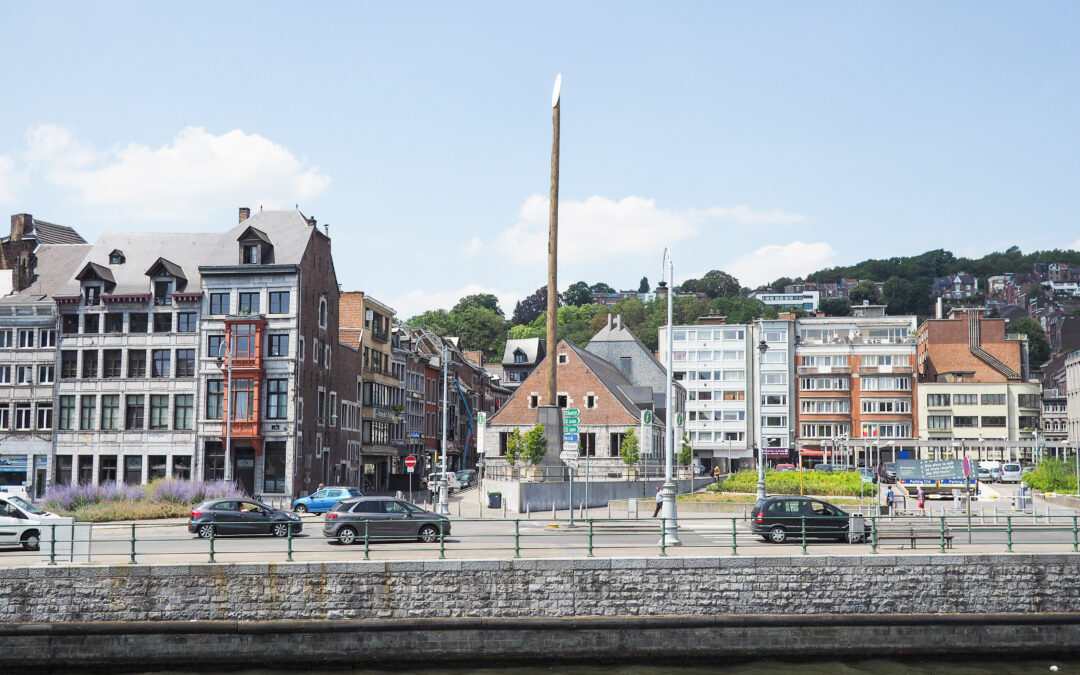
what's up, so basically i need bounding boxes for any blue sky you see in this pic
[2,2,1078,317]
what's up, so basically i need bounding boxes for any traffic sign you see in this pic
[563,433,579,443]
[405,455,417,469]
[559,450,579,469]
[962,457,970,478]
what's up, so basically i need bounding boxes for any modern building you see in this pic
[749,289,820,312]
[1042,388,1067,444]
[753,317,798,466]
[1066,350,1080,445]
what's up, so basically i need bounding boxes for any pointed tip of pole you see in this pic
[552,73,562,108]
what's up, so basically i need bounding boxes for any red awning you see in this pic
[799,449,824,457]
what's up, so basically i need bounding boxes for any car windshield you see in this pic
[1004,464,1020,471]
[401,502,426,514]
[7,496,40,514]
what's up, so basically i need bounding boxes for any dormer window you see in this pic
[85,285,101,306]
[154,281,173,306]
[237,225,274,265]
[109,250,125,265]
[514,350,526,364]
[242,244,260,264]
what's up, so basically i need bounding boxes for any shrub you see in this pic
[41,478,245,521]
[1023,459,1077,493]
[707,469,878,497]
[620,428,640,466]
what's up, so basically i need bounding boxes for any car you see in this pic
[188,499,302,538]
[751,496,869,544]
[814,463,837,473]
[291,486,363,514]
[976,467,992,483]
[883,462,898,483]
[456,469,478,487]
[323,496,451,544]
[0,494,55,551]
[983,461,1002,483]
[424,472,462,492]
[775,464,796,472]
[1000,463,1023,483]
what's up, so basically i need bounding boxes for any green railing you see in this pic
[21,512,1080,565]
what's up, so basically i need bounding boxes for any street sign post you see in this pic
[405,456,417,502]
[559,450,579,469]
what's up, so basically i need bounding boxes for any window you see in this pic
[953,394,978,405]
[860,376,910,391]
[299,336,305,360]
[722,370,745,381]
[129,313,148,333]
[557,394,568,408]
[319,298,328,328]
[61,315,79,335]
[927,415,952,430]
[81,350,98,378]
[722,411,745,421]
[150,395,170,429]
[927,394,951,407]
[0,330,10,347]
[1018,394,1041,409]
[125,395,145,430]
[173,456,192,481]
[762,415,787,427]
[124,456,142,485]
[579,432,597,457]
[15,366,31,385]
[762,394,787,406]
[761,372,787,385]
[981,394,1006,406]
[79,395,96,431]
[329,392,338,425]
[151,349,170,377]
[14,404,31,430]
[0,366,9,384]
[318,389,327,422]
[0,407,9,430]
[232,379,254,421]
[953,416,978,428]
[609,433,625,457]
[210,293,230,315]
[128,349,147,377]
[105,314,124,333]
[36,404,52,430]
[153,312,173,333]
[177,312,196,332]
[206,380,224,419]
[83,314,99,333]
[103,350,122,378]
[238,292,260,314]
[723,391,745,401]
[154,280,173,306]
[37,364,54,384]
[557,353,568,364]
[697,391,713,401]
[61,351,78,379]
[176,349,195,377]
[17,329,33,348]
[242,244,260,264]
[802,399,851,414]
[101,395,119,430]
[232,323,255,358]
[38,329,55,347]
[528,394,539,408]
[801,377,849,391]
[268,334,289,357]
[59,396,75,430]
[585,394,596,409]
[269,291,290,314]
[174,395,193,430]
[860,399,909,414]
[267,379,288,419]
[981,416,1006,427]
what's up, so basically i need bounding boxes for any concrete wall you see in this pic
[482,477,694,512]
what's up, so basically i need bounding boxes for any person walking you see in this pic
[712,466,720,482]
[917,486,925,511]
[886,486,895,512]
[652,485,663,517]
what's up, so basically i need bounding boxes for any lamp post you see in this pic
[216,340,233,483]
[756,338,768,501]
[660,247,680,545]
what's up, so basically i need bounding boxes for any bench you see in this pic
[875,526,954,549]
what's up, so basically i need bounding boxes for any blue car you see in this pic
[291,486,363,513]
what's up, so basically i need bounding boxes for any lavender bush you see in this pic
[43,478,243,512]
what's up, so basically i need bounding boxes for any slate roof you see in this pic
[27,219,87,245]
[502,338,545,366]
[563,340,647,417]
[586,314,672,380]
[1,244,93,302]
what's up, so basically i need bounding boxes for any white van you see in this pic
[0,494,55,551]
[1000,463,1023,483]
[424,472,462,492]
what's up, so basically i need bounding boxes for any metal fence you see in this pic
[23,509,1080,566]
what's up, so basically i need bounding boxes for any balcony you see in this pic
[858,365,913,375]
[797,366,851,375]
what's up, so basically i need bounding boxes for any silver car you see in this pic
[323,496,451,545]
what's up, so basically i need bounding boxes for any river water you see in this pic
[148,659,1074,674]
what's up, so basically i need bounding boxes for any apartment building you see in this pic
[1043,389,1067,444]
[795,307,918,465]
[916,307,1041,460]
[753,317,797,465]
[1067,350,1080,445]
[748,289,820,312]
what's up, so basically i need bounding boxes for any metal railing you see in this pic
[22,509,1080,566]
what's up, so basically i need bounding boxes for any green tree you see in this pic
[521,423,548,465]
[503,427,524,467]
[453,293,503,317]
[589,282,615,294]
[563,281,594,306]
[679,270,741,298]
[818,298,851,316]
[619,428,640,466]
[638,276,650,293]
[453,306,507,359]
[406,309,458,336]
[1007,316,1051,365]
[770,277,794,292]
[513,285,559,325]
[678,433,692,466]
[849,280,883,305]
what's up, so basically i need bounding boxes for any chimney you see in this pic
[615,314,622,330]
[935,296,943,320]
[10,214,32,241]
[238,207,250,223]
[607,313,613,330]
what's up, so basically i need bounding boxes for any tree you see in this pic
[819,298,851,317]
[406,309,458,336]
[453,306,506,359]
[512,285,559,325]
[678,433,692,466]
[849,280,883,305]
[619,428,640,467]
[520,423,548,465]
[770,277,794,292]
[678,270,741,298]
[563,281,594,307]
[638,276,650,293]
[1007,317,1051,365]
[589,282,615,294]
[453,293,503,317]
[503,427,524,467]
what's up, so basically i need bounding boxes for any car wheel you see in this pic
[294,504,308,514]
[197,524,215,539]
[768,526,787,544]
[21,530,40,551]
[845,533,865,544]
[419,525,440,543]
[271,523,289,537]
[337,526,358,545]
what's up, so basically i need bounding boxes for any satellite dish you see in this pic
[552,73,562,108]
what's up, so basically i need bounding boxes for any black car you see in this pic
[188,498,303,538]
[751,496,868,544]
[323,496,451,544]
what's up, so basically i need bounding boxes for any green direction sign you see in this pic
[563,408,579,443]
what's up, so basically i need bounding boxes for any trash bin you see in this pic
[879,504,890,516]
[487,492,502,509]
[848,515,866,543]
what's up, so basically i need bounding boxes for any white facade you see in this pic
[753,319,797,464]
[749,290,820,312]
[1066,351,1080,445]
[918,381,1042,443]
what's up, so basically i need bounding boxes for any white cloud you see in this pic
[725,241,838,288]
[497,194,805,264]
[0,155,20,204]
[1070,238,1080,251]
[23,124,331,221]
[388,284,522,320]
[461,236,484,257]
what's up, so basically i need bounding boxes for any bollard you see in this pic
[457,501,461,517]
[607,503,611,520]
[1073,516,1078,554]
[439,520,445,559]
[553,503,556,519]
[364,520,370,561]
[994,505,999,524]
[1006,515,1013,553]
[502,501,506,519]
[731,517,738,556]
[514,519,520,558]
[208,523,216,563]
[1033,506,1037,524]
[129,522,137,565]
[660,517,667,557]
[588,520,594,557]
[800,516,807,555]
[287,523,294,562]
[871,516,878,555]
[939,515,946,554]
[527,504,531,520]
[49,523,56,565]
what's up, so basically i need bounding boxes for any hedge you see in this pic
[707,469,878,497]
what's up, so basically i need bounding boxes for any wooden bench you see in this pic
[875,526,954,549]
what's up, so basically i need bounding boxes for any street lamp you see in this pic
[756,338,768,501]
[215,339,233,483]
[660,247,680,546]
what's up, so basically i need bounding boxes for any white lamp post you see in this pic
[756,338,768,500]
[660,247,680,545]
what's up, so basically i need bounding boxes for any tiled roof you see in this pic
[31,219,86,245]
[1,244,92,302]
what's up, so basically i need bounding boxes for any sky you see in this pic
[2,2,1079,318]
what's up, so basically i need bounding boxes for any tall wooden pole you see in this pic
[546,75,561,405]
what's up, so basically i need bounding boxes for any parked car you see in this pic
[775,463,796,472]
[0,494,55,551]
[323,496,451,544]
[751,496,869,544]
[976,467,992,483]
[456,469,478,487]
[983,461,1002,483]
[291,486,363,513]
[423,472,462,492]
[188,499,302,538]
[814,463,837,473]
[1000,463,1023,483]
[883,462,898,483]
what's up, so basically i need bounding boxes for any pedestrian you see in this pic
[917,486,925,511]
[712,466,720,482]
[886,486,895,511]
[317,483,325,491]
[652,485,663,517]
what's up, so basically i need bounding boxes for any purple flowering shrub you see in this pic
[43,478,243,512]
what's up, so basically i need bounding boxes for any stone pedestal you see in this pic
[536,405,564,469]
